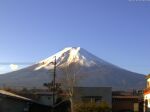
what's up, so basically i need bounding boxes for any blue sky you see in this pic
[0,0,150,74]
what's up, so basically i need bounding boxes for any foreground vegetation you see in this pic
[74,101,111,112]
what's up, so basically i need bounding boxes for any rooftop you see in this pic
[146,74,150,79]
[0,90,33,101]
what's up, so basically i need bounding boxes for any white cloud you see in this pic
[9,64,19,71]
[0,66,5,70]
[0,65,7,74]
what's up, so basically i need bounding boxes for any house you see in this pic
[0,90,51,112]
[112,91,143,112]
[144,74,150,112]
[73,87,112,107]
[34,91,54,106]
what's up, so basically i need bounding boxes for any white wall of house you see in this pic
[147,78,150,88]
[144,94,150,108]
[38,95,53,106]
[144,76,150,112]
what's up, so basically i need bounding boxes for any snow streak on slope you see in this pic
[35,47,98,70]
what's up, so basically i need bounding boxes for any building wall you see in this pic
[73,87,112,107]
[112,98,139,112]
[144,94,150,108]
[144,76,150,112]
[147,78,150,88]
[29,103,51,112]
[0,96,29,112]
[113,101,133,111]
[38,95,53,106]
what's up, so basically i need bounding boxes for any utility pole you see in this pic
[43,56,61,111]
[53,56,57,105]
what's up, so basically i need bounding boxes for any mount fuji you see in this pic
[0,47,146,90]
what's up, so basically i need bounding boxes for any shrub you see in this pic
[74,101,111,112]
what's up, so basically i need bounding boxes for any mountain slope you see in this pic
[0,47,146,90]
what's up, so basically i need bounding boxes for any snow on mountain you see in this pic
[0,47,146,90]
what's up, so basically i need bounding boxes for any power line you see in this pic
[0,62,35,65]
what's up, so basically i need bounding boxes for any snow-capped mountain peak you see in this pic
[35,47,96,70]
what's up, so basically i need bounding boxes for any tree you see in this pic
[58,49,82,112]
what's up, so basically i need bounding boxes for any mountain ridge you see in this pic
[0,47,146,90]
